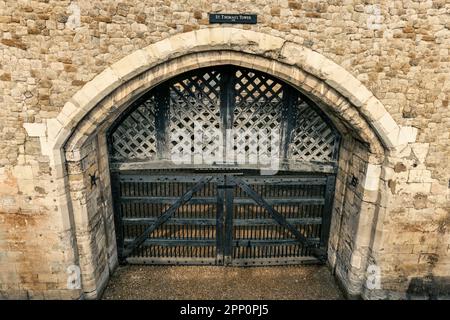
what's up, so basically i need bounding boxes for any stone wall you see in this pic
[0,0,449,299]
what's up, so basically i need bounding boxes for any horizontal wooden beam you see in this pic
[110,160,337,173]
[123,238,320,247]
[120,196,217,205]
[117,174,329,184]
[229,257,320,266]
[125,257,218,265]
[119,174,221,183]
[122,217,322,226]
[125,256,320,266]
[233,238,320,247]
[119,196,325,205]
[124,238,216,247]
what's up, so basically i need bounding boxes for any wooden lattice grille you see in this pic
[289,98,339,162]
[169,70,222,163]
[232,69,283,163]
[109,66,340,170]
[111,97,157,161]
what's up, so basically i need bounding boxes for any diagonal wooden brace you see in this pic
[231,176,324,260]
[122,176,213,258]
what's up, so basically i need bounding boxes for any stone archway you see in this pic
[23,28,418,299]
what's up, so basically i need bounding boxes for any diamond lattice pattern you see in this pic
[168,70,222,162]
[109,67,339,165]
[232,69,283,163]
[289,99,337,162]
[111,97,157,161]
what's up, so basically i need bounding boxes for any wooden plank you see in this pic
[126,257,217,265]
[119,196,217,205]
[119,196,324,205]
[320,175,336,247]
[279,86,296,162]
[241,176,328,185]
[119,174,218,183]
[109,160,337,173]
[122,217,323,226]
[224,176,234,264]
[119,174,328,184]
[111,172,125,261]
[216,176,225,264]
[233,238,320,247]
[280,160,337,173]
[234,198,324,205]
[233,218,322,226]
[229,256,320,266]
[124,238,216,247]
[123,218,217,225]
[154,85,171,159]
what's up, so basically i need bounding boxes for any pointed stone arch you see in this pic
[25,28,418,299]
[52,28,415,156]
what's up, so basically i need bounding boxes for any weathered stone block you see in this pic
[111,49,151,81]
[23,123,46,137]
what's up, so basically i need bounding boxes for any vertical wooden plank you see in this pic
[111,172,125,262]
[219,66,236,162]
[154,84,171,160]
[320,175,336,249]
[220,67,236,130]
[216,177,225,264]
[279,86,296,161]
[224,175,234,265]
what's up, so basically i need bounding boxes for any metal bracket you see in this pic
[350,175,358,187]
[89,172,98,188]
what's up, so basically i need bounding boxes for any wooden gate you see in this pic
[112,171,335,265]
[108,65,340,265]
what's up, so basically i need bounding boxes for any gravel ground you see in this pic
[101,265,344,300]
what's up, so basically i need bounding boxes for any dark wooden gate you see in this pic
[108,65,340,266]
[112,170,335,265]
